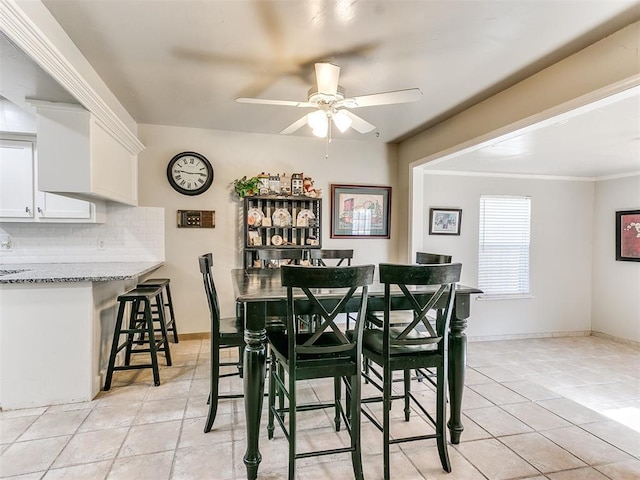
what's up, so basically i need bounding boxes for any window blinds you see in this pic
[478,195,531,296]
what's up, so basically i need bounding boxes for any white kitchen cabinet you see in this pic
[0,139,105,223]
[0,139,33,218]
[29,101,140,206]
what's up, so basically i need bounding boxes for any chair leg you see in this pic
[267,352,276,439]
[144,299,161,387]
[154,293,172,366]
[350,373,364,480]
[204,335,221,433]
[345,376,352,423]
[382,366,392,480]
[363,356,369,384]
[164,284,179,343]
[278,362,285,420]
[104,300,127,391]
[288,368,296,480]
[334,376,342,432]
[238,345,245,378]
[404,369,411,421]
[436,364,451,472]
[124,298,138,366]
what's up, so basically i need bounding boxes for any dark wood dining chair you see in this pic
[256,248,304,268]
[200,253,286,433]
[361,262,462,479]
[309,248,353,266]
[267,264,375,480]
[199,253,244,433]
[415,252,452,264]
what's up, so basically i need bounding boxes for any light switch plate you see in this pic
[177,210,215,228]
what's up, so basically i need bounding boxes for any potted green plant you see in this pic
[232,176,261,198]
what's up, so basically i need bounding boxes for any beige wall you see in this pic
[137,124,399,334]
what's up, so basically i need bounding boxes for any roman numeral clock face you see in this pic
[167,151,214,196]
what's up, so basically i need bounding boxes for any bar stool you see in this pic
[137,278,179,343]
[104,285,172,390]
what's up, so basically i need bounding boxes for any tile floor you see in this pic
[1,335,639,479]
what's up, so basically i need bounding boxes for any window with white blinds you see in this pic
[478,195,531,297]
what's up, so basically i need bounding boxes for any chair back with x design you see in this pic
[267,264,375,480]
[361,262,462,480]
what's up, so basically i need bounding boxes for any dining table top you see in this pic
[231,267,482,302]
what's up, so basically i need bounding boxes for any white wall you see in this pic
[137,124,399,334]
[592,174,640,342]
[421,173,595,339]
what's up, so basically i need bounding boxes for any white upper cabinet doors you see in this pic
[0,138,104,223]
[0,139,35,218]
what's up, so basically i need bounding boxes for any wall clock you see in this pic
[167,151,214,195]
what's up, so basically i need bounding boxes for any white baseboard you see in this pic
[591,330,640,348]
[468,330,592,343]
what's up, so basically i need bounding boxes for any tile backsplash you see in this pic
[0,205,164,263]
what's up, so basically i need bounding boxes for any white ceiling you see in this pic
[421,86,640,178]
[1,0,639,178]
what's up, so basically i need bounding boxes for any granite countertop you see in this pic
[0,262,164,283]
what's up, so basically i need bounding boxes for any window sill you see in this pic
[476,294,534,301]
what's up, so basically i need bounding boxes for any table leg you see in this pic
[447,296,470,444]
[243,304,267,480]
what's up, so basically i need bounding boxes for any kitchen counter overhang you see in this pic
[0,261,163,283]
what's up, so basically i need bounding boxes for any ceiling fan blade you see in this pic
[280,115,310,135]
[236,97,313,107]
[343,88,422,108]
[315,63,340,95]
[342,110,376,133]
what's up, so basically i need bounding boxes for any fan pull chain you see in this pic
[325,118,332,159]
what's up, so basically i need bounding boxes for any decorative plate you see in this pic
[271,234,283,246]
[247,208,263,227]
[272,208,292,228]
[296,209,316,227]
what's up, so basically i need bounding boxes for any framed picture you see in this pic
[616,209,640,262]
[429,208,462,235]
[330,184,391,238]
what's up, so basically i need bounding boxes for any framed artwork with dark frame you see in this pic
[429,208,462,235]
[616,209,640,262]
[330,184,391,238]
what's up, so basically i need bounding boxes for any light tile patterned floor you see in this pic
[1,336,639,479]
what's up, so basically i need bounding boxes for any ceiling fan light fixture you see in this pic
[307,110,328,137]
[333,110,352,133]
[312,122,328,137]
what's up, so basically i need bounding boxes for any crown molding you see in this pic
[0,0,144,154]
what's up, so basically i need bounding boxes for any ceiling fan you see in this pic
[236,63,422,138]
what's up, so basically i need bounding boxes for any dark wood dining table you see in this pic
[231,267,482,480]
